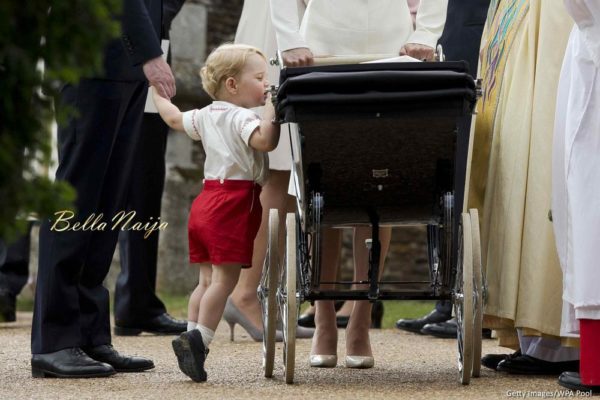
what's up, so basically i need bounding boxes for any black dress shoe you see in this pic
[481,350,521,370]
[83,344,154,372]
[337,315,350,328]
[31,348,116,378]
[558,371,600,394]
[0,287,16,322]
[172,330,207,382]
[298,312,315,328]
[497,355,579,375]
[395,308,451,333]
[114,313,187,336]
[421,318,457,338]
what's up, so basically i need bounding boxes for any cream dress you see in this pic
[234,0,292,171]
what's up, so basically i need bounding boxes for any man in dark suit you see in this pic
[395,0,490,338]
[31,0,175,378]
[113,0,187,337]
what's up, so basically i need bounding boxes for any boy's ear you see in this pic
[225,77,237,94]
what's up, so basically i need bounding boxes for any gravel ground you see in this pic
[0,313,578,400]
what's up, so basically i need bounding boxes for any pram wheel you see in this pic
[279,212,297,384]
[455,212,474,384]
[259,209,279,378]
[469,209,483,378]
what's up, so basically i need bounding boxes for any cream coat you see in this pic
[270,0,446,55]
[234,0,293,170]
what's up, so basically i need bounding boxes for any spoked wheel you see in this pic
[454,212,474,384]
[259,209,279,378]
[279,212,297,384]
[469,208,483,378]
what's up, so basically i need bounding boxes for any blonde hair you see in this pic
[200,43,267,99]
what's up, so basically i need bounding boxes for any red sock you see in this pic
[580,319,600,385]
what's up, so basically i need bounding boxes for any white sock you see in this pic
[187,321,197,331]
[195,324,215,348]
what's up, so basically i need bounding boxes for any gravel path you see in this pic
[0,313,573,400]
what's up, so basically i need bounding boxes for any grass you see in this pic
[297,301,436,330]
[17,293,436,330]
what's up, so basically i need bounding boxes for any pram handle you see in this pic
[270,45,444,67]
[312,54,398,66]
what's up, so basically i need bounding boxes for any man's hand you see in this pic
[399,43,435,61]
[143,57,176,99]
[282,47,314,67]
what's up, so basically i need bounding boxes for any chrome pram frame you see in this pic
[258,53,484,385]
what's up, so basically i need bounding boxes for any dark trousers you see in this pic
[0,223,33,295]
[32,79,147,354]
[436,300,453,317]
[115,113,168,325]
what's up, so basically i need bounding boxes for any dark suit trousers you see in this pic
[32,79,147,354]
[115,113,168,324]
[0,223,33,296]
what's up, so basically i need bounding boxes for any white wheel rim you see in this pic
[469,208,483,378]
[260,209,279,377]
[455,213,474,384]
[282,213,297,384]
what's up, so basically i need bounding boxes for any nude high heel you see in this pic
[345,355,375,369]
[223,298,283,342]
[309,354,338,368]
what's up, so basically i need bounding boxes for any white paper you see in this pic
[361,55,421,64]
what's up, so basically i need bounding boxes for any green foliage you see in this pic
[0,1,120,241]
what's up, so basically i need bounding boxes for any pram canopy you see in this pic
[277,61,477,226]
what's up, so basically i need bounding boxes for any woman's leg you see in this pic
[311,228,342,356]
[187,264,212,325]
[345,226,391,357]
[228,170,295,331]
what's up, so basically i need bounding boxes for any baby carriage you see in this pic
[258,52,483,384]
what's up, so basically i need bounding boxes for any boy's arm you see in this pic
[152,86,184,131]
[248,101,280,152]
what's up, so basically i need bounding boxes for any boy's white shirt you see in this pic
[144,40,170,113]
[182,101,268,185]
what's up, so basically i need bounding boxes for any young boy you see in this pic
[152,43,280,382]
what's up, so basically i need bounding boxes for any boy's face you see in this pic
[235,54,269,108]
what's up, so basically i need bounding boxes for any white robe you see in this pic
[552,0,600,336]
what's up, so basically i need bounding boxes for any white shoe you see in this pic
[309,354,337,368]
[345,355,374,369]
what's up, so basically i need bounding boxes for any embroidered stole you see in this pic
[478,0,530,132]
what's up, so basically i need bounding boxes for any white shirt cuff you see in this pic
[240,119,261,145]
[182,110,201,141]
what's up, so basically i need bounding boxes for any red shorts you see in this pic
[188,180,262,266]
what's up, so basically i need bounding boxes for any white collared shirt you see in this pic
[182,101,268,185]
